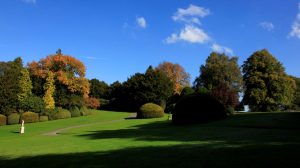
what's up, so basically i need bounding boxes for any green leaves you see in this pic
[242,49,296,112]
[17,68,32,102]
[195,52,243,108]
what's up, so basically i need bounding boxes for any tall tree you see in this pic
[290,76,300,111]
[242,49,296,112]
[43,72,55,109]
[194,52,243,108]
[156,61,190,94]
[17,68,32,103]
[0,57,24,115]
[28,49,90,98]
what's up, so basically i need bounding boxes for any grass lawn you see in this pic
[0,110,300,168]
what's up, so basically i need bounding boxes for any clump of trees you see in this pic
[0,50,99,126]
[0,48,299,126]
[102,66,174,112]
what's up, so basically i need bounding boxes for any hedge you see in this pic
[0,114,7,126]
[7,113,20,125]
[21,112,39,123]
[53,109,71,120]
[39,116,49,122]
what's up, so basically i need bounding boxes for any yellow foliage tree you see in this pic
[17,68,32,102]
[43,72,55,109]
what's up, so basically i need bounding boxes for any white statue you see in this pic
[20,120,25,134]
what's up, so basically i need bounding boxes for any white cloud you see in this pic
[22,0,36,4]
[260,22,274,31]
[211,43,233,55]
[172,4,210,25]
[136,17,147,28]
[166,25,210,44]
[166,4,211,44]
[289,3,300,39]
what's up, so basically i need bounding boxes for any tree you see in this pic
[28,49,90,98]
[89,79,110,99]
[123,66,174,111]
[289,76,300,111]
[17,68,32,103]
[43,72,55,109]
[0,57,24,115]
[194,52,243,108]
[242,49,296,112]
[156,61,190,94]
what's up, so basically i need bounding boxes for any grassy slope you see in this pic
[0,111,300,168]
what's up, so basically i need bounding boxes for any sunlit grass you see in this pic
[0,111,299,167]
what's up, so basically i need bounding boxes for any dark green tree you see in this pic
[0,57,24,115]
[290,76,300,111]
[89,79,110,99]
[242,49,296,112]
[123,66,174,111]
[194,52,243,108]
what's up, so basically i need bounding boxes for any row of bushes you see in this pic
[0,106,93,126]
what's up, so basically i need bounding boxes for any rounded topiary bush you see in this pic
[70,107,81,117]
[0,114,7,126]
[21,112,39,123]
[39,116,49,122]
[53,109,71,120]
[172,93,227,125]
[8,113,20,125]
[137,103,164,119]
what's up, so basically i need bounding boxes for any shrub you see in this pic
[42,108,58,120]
[172,93,227,125]
[80,106,91,116]
[53,108,71,120]
[19,96,45,113]
[70,106,81,117]
[226,106,235,116]
[0,114,7,126]
[21,112,39,123]
[84,97,100,109]
[137,103,164,119]
[7,113,20,125]
[39,116,49,122]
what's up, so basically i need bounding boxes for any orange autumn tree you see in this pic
[156,61,190,94]
[29,50,90,102]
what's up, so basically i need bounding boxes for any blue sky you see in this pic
[0,0,299,84]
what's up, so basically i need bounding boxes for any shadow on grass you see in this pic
[10,131,19,134]
[1,143,300,168]
[77,112,300,144]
